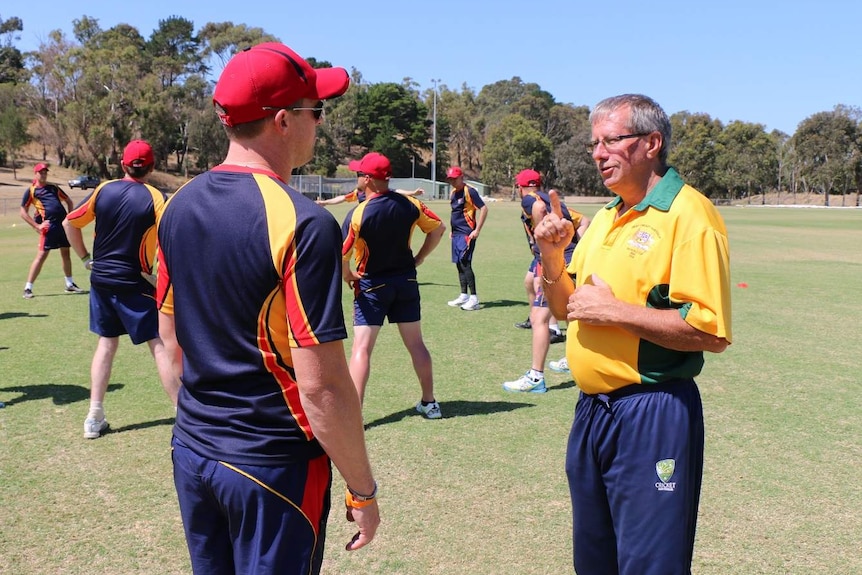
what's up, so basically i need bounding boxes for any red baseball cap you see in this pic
[515,169,542,187]
[446,166,463,179]
[350,152,391,180]
[213,42,350,127]
[34,163,49,173]
[122,139,155,167]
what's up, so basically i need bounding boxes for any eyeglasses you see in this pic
[585,133,650,154]
[262,104,325,121]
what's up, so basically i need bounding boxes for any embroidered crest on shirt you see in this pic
[655,458,676,492]
[626,226,658,256]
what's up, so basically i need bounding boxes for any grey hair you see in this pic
[589,94,671,165]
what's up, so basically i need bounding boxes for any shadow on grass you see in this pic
[0,383,124,406]
[23,291,89,298]
[364,399,535,430]
[477,299,528,309]
[108,417,175,435]
[0,311,50,320]
[546,380,577,391]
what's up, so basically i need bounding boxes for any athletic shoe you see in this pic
[502,372,547,393]
[23,288,33,299]
[83,417,109,439]
[549,357,570,373]
[514,318,532,329]
[549,330,566,344]
[448,294,469,307]
[415,401,442,419]
[65,283,84,293]
[460,296,480,311]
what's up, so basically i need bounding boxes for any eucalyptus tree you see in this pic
[668,111,723,198]
[791,107,860,205]
[715,121,777,201]
[354,82,430,177]
[439,83,480,173]
[544,104,603,194]
[197,22,278,68]
[0,15,26,84]
[59,20,152,174]
[25,30,75,164]
[0,83,30,174]
[482,113,553,190]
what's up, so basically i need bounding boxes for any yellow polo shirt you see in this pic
[566,168,732,395]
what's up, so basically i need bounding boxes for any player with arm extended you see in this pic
[20,164,82,298]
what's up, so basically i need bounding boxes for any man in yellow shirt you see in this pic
[533,94,732,575]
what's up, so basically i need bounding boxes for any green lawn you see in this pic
[1,201,860,574]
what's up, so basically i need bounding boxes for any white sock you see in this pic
[25,282,33,290]
[65,276,75,287]
[529,369,544,380]
[88,402,104,421]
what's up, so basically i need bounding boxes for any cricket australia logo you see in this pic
[655,459,676,492]
[626,227,656,255]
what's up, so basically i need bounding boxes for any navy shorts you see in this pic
[39,220,71,251]
[566,379,704,574]
[450,234,476,264]
[353,272,420,326]
[531,257,549,309]
[172,436,331,575]
[89,285,159,344]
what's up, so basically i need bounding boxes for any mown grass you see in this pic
[1,201,860,574]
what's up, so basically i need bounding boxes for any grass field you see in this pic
[1,200,861,574]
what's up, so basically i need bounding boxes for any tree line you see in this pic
[1,13,861,202]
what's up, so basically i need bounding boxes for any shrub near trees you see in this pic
[2,13,862,201]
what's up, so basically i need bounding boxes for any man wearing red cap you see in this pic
[315,180,423,206]
[342,152,446,418]
[444,166,487,311]
[155,42,379,575]
[19,163,83,298]
[502,169,589,393]
[64,139,179,440]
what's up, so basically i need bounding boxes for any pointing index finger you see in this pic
[548,189,564,219]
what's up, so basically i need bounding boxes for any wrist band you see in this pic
[345,481,378,508]
[541,265,566,285]
[81,253,91,262]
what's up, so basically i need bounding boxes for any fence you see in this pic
[0,176,492,216]
[289,175,489,201]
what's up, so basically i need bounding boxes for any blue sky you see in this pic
[8,0,861,136]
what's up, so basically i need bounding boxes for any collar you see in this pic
[605,167,684,213]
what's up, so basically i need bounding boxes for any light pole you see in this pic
[431,78,440,198]
[411,155,415,178]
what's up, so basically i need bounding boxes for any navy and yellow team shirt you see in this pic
[565,168,733,395]
[21,184,70,224]
[342,191,442,277]
[521,189,582,258]
[156,166,348,465]
[449,185,485,236]
[343,188,366,203]
[66,179,165,293]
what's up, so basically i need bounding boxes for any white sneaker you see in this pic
[83,417,109,439]
[415,401,442,419]
[502,372,547,393]
[549,357,570,373]
[448,294,469,307]
[460,296,480,311]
